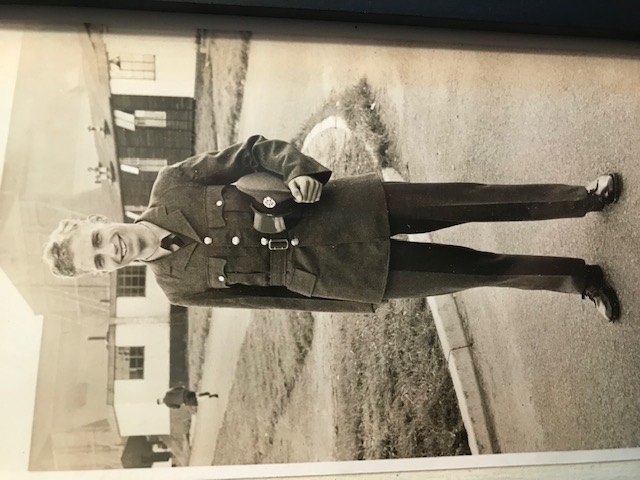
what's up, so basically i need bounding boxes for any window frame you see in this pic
[116,265,147,297]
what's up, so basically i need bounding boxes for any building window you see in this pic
[108,53,156,80]
[116,265,146,297]
[120,157,167,174]
[113,110,167,131]
[134,110,167,128]
[124,210,141,222]
[115,346,145,380]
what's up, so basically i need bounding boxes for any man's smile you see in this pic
[118,235,127,262]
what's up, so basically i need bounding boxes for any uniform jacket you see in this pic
[138,135,391,312]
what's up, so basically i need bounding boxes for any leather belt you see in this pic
[267,232,289,287]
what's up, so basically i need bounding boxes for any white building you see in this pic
[96,25,197,439]
[103,26,197,98]
[107,264,172,437]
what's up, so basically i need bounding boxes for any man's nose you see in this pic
[97,239,117,257]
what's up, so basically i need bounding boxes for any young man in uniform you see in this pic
[44,135,622,322]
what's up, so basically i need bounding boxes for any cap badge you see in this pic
[263,196,276,209]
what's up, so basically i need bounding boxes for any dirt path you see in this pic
[188,309,253,466]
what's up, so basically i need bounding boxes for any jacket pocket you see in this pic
[207,258,230,288]
[204,186,226,228]
[287,269,317,297]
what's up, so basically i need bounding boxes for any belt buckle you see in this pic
[268,238,289,250]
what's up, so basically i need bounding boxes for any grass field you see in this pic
[331,299,469,459]
[290,78,408,179]
[186,32,469,464]
[212,310,315,464]
[186,307,213,388]
[194,30,250,152]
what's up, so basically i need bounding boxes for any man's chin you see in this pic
[122,251,137,266]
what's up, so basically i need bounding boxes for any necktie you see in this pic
[160,233,186,252]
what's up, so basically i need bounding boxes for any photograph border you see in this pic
[6,0,640,41]
[2,3,640,479]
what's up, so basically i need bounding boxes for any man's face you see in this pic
[68,219,150,274]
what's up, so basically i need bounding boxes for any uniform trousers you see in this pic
[381,181,601,299]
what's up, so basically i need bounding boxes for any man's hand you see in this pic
[288,175,323,203]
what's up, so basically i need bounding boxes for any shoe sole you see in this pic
[608,172,622,204]
[602,282,621,323]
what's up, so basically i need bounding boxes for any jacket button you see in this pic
[260,237,268,246]
[231,236,240,245]
[204,237,213,245]
[217,275,225,282]
[291,237,299,246]
[216,200,223,207]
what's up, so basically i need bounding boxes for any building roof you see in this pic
[0,26,124,233]
[80,25,124,223]
[0,266,43,471]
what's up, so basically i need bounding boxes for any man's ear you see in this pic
[58,219,77,232]
[88,214,108,223]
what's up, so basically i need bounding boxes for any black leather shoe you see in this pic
[587,173,622,206]
[583,265,620,322]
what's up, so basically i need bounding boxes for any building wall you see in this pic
[1,28,130,470]
[51,428,123,471]
[113,402,170,437]
[169,306,190,386]
[113,323,170,436]
[0,200,119,470]
[116,266,170,318]
[111,94,195,215]
[104,29,196,98]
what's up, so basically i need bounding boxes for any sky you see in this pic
[0,24,42,473]
[0,26,22,186]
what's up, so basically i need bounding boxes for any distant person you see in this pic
[157,386,219,409]
[44,135,622,322]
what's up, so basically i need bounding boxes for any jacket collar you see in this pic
[145,242,198,276]
[138,206,201,242]
[137,206,201,275]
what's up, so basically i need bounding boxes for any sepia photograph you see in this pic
[1,4,640,478]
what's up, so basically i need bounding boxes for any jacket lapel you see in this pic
[138,206,202,277]
[165,209,202,243]
[139,206,202,242]
[156,242,198,276]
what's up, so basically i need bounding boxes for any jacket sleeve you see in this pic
[166,287,377,313]
[164,135,332,187]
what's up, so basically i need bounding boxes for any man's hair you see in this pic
[42,215,106,278]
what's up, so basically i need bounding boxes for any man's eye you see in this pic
[92,232,102,248]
